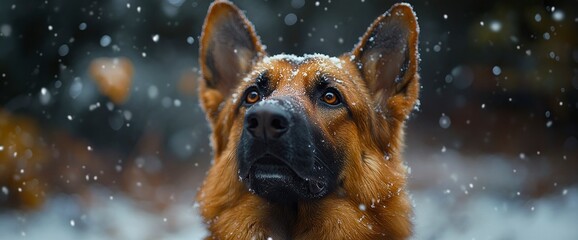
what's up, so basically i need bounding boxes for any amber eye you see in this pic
[245,90,260,104]
[321,90,340,105]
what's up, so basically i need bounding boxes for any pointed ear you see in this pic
[199,1,265,122]
[351,3,419,120]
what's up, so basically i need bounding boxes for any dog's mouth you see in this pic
[252,155,295,181]
[245,154,327,201]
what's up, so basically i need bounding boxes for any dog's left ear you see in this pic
[199,1,265,122]
[351,3,419,120]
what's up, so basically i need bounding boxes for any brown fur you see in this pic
[197,1,420,239]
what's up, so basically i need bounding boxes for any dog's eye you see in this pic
[321,90,341,105]
[245,89,260,104]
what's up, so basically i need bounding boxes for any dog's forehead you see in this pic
[249,54,349,91]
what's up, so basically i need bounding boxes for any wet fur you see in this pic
[197,1,420,239]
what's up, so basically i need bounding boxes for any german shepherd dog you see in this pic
[197,1,419,239]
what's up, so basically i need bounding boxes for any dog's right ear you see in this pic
[199,1,265,122]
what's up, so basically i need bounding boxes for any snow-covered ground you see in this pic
[413,190,578,240]
[1,149,576,240]
[1,189,576,240]
[0,191,207,240]
[408,146,578,239]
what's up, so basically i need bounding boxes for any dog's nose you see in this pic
[245,104,289,140]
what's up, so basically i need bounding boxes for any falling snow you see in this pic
[99,35,111,47]
[39,87,51,105]
[186,36,195,44]
[285,13,298,26]
[492,66,502,76]
[58,44,69,57]
[489,21,501,32]
[552,10,565,21]
[439,114,451,129]
[0,24,12,37]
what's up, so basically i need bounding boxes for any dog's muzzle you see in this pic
[237,98,331,202]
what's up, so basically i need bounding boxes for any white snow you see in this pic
[489,21,501,32]
[39,87,51,105]
[58,44,70,57]
[99,35,111,47]
[439,114,451,129]
[1,24,12,37]
[552,10,565,21]
[262,53,343,69]
[412,189,578,240]
[284,13,298,26]
[406,143,578,240]
[148,85,159,99]
[0,192,207,240]
[186,36,195,45]
[492,66,501,76]
[69,77,83,99]
[534,13,542,22]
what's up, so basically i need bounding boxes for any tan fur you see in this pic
[197,1,420,239]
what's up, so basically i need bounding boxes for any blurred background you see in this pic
[1,0,577,239]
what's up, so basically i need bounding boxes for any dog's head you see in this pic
[199,1,419,203]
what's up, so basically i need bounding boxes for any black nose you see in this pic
[245,104,290,140]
